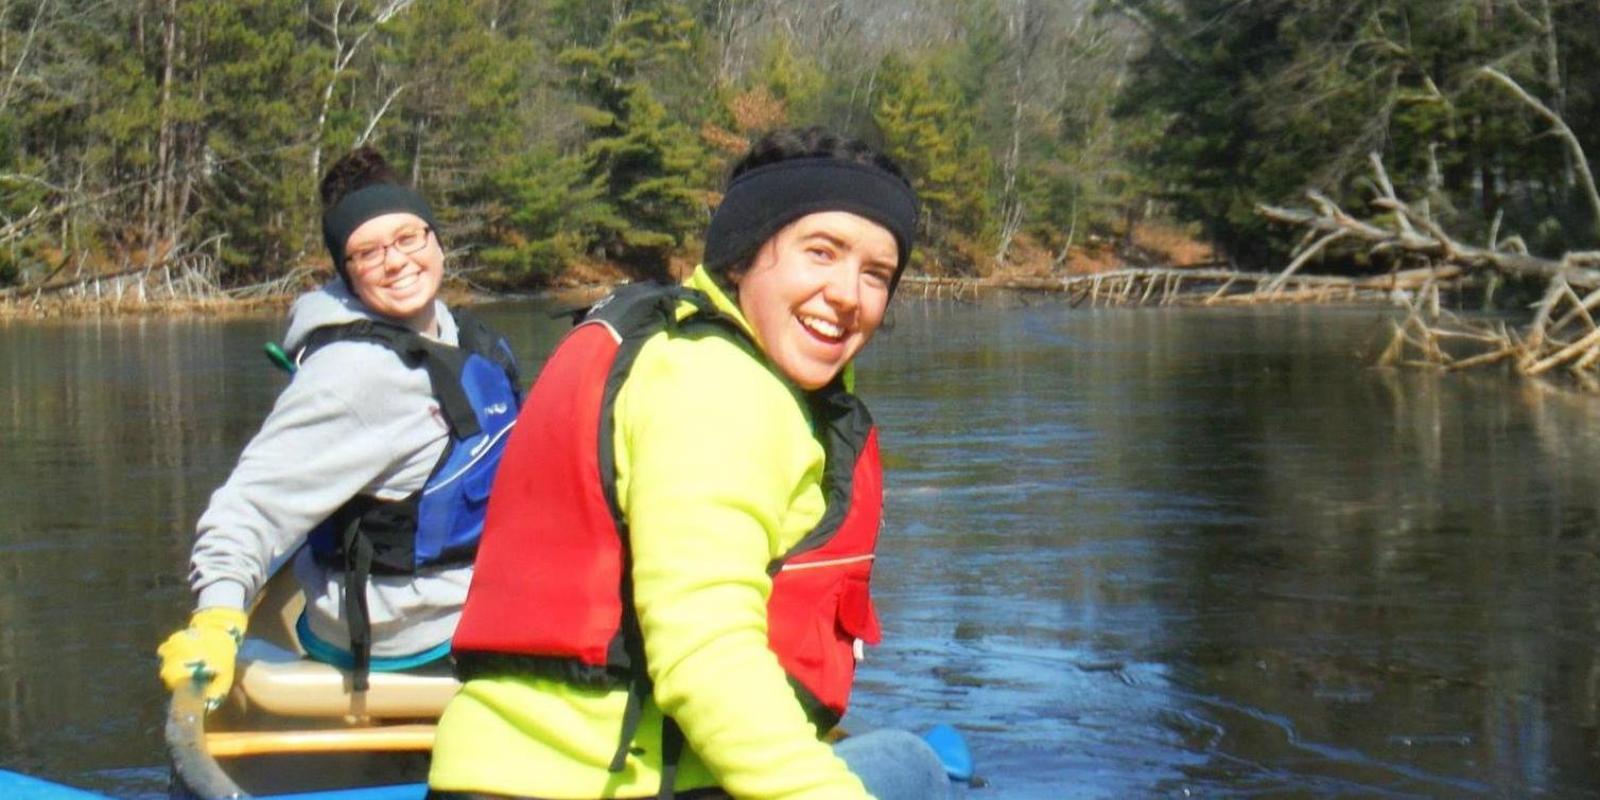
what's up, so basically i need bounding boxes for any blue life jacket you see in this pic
[293,309,522,689]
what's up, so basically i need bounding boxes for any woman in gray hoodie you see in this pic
[157,147,521,706]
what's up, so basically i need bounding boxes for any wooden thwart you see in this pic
[205,724,437,758]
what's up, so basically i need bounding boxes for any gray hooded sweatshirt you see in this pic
[189,281,471,659]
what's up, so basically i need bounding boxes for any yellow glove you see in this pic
[157,607,248,711]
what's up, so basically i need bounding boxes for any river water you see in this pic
[3,296,1599,798]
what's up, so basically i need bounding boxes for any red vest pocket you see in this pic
[836,573,881,646]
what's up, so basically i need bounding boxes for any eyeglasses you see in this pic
[346,226,432,271]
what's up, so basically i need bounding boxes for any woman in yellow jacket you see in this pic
[428,129,952,800]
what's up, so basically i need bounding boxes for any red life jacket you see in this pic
[452,282,884,732]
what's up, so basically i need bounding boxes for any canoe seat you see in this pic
[235,639,460,720]
[235,552,460,721]
[236,658,461,720]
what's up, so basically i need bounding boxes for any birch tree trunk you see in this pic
[309,0,415,183]
[0,0,48,114]
[151,0,177,258]
[992,0,1046,266]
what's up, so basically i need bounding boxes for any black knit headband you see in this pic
[321,184,441,282]
[703,158,919,288]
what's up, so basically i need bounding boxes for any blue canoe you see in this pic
[22,558,974,799]
[0,768,423,800]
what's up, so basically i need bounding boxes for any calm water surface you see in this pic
[3,297,1599,798]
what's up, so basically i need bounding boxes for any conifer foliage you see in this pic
[2,0,1596,295]
[557,0,706,280]
[874,53,993,267]
[1113,0,1600,265]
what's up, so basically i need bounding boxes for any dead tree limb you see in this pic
[1264,229,1348,294]
[1257,201,1600,289]
[1526,326,1600,376]
[1478,66,1600,235]
[0,263,150,299]
[1263,142,1600,391]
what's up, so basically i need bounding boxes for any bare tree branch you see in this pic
[1264,229,1348,294]
[0,0,49,114]
[1477,66,1600,235]
[355,85,406,147]
[310,0,417,180]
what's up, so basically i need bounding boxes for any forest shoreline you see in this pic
[0,263,1418,323]
[0,222,1235,320]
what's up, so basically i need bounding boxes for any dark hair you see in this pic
[318,147,441,283]
[727,127,907,187]
[319,146,401,212]
[713,128,914,287]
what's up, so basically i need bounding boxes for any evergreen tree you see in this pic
[873,52,994,271]
[0,0,101,285]
[186,0,324,280]
[69,0,324,281]
[1114,0,1600,266]
[474,145,600,283]
[557,0,707,278]
[375,0,542,274]
[1112,0,1302,265]
[752,33,825,121]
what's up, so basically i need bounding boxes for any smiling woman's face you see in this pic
[343,212,443,332]
[734,211,899,390]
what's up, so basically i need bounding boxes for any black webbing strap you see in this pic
[609,671,650,772]
[658,716,685,800]
[395,332,480,440]
[297,319,480,439]
[341,516,375,692]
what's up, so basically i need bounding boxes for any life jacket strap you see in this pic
[658,715,685,800]
[297,319,481,439]
[341,515,374,692]
[410,338,480,439]
[608,671,650,773]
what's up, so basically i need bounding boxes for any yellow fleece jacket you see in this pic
[429,266,871,799]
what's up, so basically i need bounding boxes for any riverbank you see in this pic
[0,262,1435,321]
[0,269,1192,320]
[0,276,596,322]
[0,223,1253,320]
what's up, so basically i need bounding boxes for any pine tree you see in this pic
[1115,0,1600,265]
[475,145,599,282]
[873,52,993,271]
[558,0,707,279]
[374,0,541,270]
[187,0,325,280]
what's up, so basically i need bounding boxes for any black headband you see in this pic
[321,184,441,282]
[703,158,919,288]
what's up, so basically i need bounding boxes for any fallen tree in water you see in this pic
[1254,67,1600,392]
[1059,264,1454,308]
[902,68,1600,393]
[1373,268,1600,391]
[901,261,1455,307]
[1260,169,1600,389]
